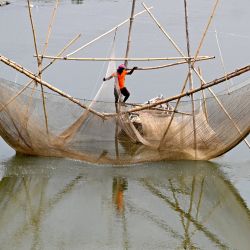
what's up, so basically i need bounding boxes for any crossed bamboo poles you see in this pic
[0,0,249,151]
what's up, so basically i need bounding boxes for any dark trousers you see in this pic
[120,87,130,103]
[114,87,130,103]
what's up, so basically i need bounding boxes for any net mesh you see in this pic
[0,75,249,164]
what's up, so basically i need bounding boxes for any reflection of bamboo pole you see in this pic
[126,201,183,240]
[0,55,105,119]
[169,180,187,239]
[37,55,211,61]
[66,7,153,57]
[185,177,196,244]
[142,180,228,249]
[0,34,81,113]
[195,177,205,221]
[124,0,136,68]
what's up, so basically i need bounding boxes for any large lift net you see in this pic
[0,71,249,164]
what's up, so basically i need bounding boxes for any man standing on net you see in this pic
[103,64,138,103]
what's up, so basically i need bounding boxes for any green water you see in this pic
[0,154,249,249]
[0,0,250,249]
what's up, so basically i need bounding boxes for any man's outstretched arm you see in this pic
[127,66,138,75]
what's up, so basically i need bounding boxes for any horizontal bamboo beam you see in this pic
[0,54,105,119]
[131,56,215,70]
[36,55,213,62]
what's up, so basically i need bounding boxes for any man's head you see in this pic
[118,64,126,70]
[117,64,126,74]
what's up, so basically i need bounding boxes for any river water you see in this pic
[0,1,250,249]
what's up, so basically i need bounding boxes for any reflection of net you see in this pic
[0,76,249,164]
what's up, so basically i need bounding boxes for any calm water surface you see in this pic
[0,1,250,249]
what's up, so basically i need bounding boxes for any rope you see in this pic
[214,28,232,93]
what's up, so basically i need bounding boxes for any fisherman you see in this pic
[103,64,138,103]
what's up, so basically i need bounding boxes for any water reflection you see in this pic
[0,156,249,249]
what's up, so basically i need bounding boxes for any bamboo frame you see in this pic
[120,65,250,114]
[66,7,153,57]
[0,55,105,119]
[142,0,220,148]
[0,34,81,113]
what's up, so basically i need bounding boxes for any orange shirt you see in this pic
[112,70,127,89]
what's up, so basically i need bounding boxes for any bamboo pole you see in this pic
[41,0,60,56]
[27,0,49,134]
[42,34,81,72]
[66,7,153,58]
[118,65,250,114]
[124,0,136,67]
[199,67,208,121]
[214,28,231,93]
[37,55,212,62]
[142,2,193,149]
[128,56,215,70]
[27,0,40,66]
[184,0,197,158]
[144,0,220,148]
[0,34,81,113]
[0,54,105,119]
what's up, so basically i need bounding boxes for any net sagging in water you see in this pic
[0,73,249,164]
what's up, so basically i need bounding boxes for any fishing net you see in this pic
[0,69,249,164]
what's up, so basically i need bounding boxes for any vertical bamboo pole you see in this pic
[27,0,49,135]
[184,0,197,158]
[124,0,136,67]
[151,0,220,149]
